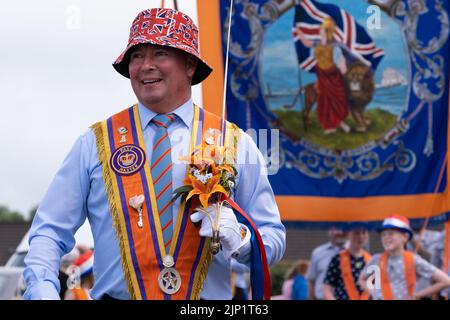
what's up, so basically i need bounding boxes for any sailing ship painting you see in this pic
[262,0,409,150]
[376,68,407,89]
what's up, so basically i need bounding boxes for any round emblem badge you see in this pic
[110,144,146,176]
[158,267,181,295]
[163,255,175,268]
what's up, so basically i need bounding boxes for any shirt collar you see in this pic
[327,241,344,250]
[138,98,194,130]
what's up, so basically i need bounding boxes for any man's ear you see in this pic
[186,55,198,77]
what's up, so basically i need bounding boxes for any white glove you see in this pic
[190,205,250,259]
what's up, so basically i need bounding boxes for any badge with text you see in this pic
[110,144,146,176]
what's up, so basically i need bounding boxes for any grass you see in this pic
[273,108,397,150]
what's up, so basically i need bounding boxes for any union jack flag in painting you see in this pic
[293,0,385,72]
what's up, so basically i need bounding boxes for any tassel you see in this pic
[423,137,434,157]
[190,239,213,300]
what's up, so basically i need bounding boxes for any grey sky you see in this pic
[0,0,202,216]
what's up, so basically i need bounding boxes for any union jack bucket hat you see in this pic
[73,250,94,277]
[113,8,213,85]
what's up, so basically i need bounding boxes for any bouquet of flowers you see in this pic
[173,144,237,254]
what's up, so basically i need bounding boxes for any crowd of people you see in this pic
[276,215,450,300]
[56,215,449,301]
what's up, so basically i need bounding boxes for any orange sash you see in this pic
[380,251,416,300]
[444,221,450,275]
[92,104,239,299]
[339,249,371,300]
[72,288,89,300]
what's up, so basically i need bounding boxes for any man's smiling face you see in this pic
[128,44,197,113]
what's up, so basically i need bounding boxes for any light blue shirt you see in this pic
[305,241,343,299]
[23,99,286,300]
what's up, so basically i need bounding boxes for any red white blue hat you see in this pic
[74,250,94,277]
[378,215,413,240]
[113,8,213,85]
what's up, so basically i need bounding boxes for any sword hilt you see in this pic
[210,229,220,255]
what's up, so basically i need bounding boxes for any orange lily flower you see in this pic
[217,164,235,174]
[185,174,227,208]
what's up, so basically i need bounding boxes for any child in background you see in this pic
[323,224,371,300]
[271,259,309,300]
[360,215,450,300]
[65,250,94,300]
[291,259,309,300]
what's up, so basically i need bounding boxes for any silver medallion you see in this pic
[158,267,181,295]
[163,255,174,268]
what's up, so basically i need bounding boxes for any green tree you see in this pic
[270,261,292,295]
[0,205,25,222]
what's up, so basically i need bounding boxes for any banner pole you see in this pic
[221,0,234,121]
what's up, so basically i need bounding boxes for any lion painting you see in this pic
[299,60,375,133]
[343,61,375,133]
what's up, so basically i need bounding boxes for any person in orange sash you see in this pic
[305,226,348,299]
[360,215,450,300]
[23,7,285,300]
[323,224,371,300]
[64,250,94,300]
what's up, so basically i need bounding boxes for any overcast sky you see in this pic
[0,0,203,216]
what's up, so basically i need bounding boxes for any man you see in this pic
[23,8,285,300]
[429,222,450,299]
[305,226,347,299]
[323,224,371,300]
[407,227,442,262]
[360,215,450,300]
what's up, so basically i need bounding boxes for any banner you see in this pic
[207,0,450,227]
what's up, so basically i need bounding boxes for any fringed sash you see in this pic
[92,104,270,299]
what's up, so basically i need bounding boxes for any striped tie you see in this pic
[151,113,176,250]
